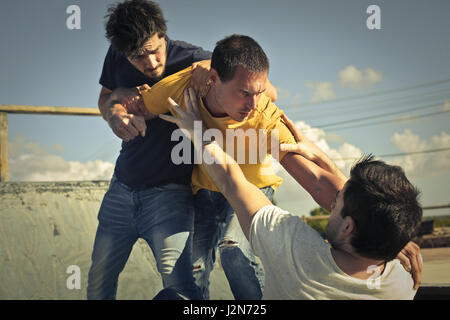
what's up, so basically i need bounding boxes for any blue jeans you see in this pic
[87,177,202,300]
[193,186,274,300]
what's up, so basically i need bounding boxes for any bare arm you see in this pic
[281,153,346,211]
[201,142,272,239]
[280,114,347,181]
[98,85,154,141]
[280,114,423,288]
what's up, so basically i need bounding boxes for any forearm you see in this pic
[98,89,117,121]
[281,153,346,211]
[201,142,271,238]
[312,150,348,182]
[201,142,245,196]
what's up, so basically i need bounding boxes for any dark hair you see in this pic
[341,155,422,261]
[211,34,269,82]
[105,0,167,57]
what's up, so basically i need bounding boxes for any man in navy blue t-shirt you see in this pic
[88,0,279,300]
[87,0,211,300]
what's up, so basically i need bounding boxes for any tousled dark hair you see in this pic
[342,155,422,261]
[211,34,269,82]
[105,0,167,57]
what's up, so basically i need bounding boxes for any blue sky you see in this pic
[1,0,449,217]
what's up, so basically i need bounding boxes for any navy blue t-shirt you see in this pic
[99,37,212,190]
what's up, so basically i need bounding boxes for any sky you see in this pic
[1,0,449,217]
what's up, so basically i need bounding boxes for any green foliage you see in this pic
[435,218,450,228]
[309,207,330,216]
[424,216,450,228]
[307,219,328,234]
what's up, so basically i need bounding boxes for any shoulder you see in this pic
[166,38,212,67]
[250,205,329,273]
[250,205,323,249]
[143,66,193,108]
[103,45,129,66]
[168,39,206,51]
[380,259,417,299]
[153,65,193,91]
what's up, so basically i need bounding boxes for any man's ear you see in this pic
[341,215,355,236]
[209,68,220,86]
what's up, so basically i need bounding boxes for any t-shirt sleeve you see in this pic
[250,204,326,260]
[250,205,303,259]
[99,46,116,90]
[140,67,192,115]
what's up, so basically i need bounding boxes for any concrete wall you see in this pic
[0,181,233,300]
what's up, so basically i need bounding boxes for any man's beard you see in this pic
[144,64,165,81]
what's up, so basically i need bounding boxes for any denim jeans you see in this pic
[192,186,274,300]
[87,176,202,300]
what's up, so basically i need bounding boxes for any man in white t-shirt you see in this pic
[162,87,423,300]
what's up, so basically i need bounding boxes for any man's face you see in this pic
[213,66,268,122]
[325,183,347,246]
[127,33,167,80]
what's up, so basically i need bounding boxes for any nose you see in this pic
[246,94,258,111]
[144,54,159,69]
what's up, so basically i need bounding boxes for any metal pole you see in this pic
[0,112,9,182]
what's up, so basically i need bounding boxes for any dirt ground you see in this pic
[421,247,450,284]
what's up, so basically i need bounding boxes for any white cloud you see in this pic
[305,81,336,102]
[441,100,450,112]
[389,129,450,177]
[275,86,302,105]
[8,135,114,182]
[274,120,363,214]
[339,65,383,89]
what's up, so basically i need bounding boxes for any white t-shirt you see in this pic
[249,205,417,300]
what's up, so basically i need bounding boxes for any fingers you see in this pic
[159,113,177,124]
[397,241,422,290]
[281,114,301,142]
[191,63,211,97]
[124,97,149,116]
[397,250,411,272]
[167,97,185,118]
[183,89,192,114]
[114,116,139,142]
[280,143,301,153]
[187,87,201,117]
[129,114,147,137]
[138,84,151,91]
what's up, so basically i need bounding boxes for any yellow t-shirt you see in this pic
[141,66,296,193]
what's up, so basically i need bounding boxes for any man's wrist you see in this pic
[106,101,126,122]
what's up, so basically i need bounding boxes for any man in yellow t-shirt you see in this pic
[139,34,343,299]
[139,35,299,299]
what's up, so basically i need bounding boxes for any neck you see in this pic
[204,87,228,117]
[331,247,386,280]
